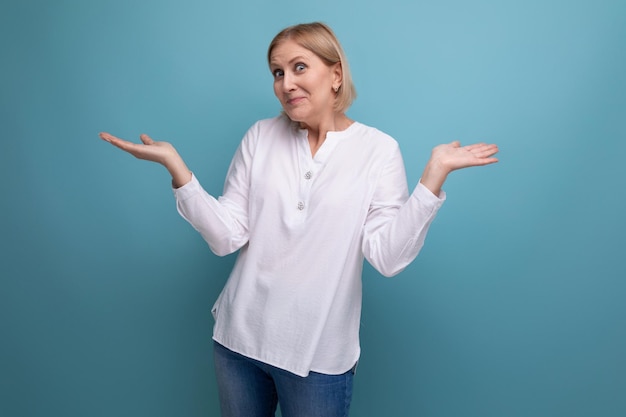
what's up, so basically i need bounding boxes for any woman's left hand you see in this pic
[430,141,499,172]
[420,141,499,196]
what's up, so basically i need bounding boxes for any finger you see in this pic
[139,133,154,145]
[450,140,461,148]
[99,132,116,143]
[99,132,140,153]
[467,143,498,155]
[462,156,499,168]
[475,157,499,165]
[470,150,499,161]
[463,142,488,152]
[99,132,130,148]
[477,144,499,157]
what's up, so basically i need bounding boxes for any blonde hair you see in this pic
[267,22,357,113]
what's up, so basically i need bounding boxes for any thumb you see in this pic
[139,134,154,145]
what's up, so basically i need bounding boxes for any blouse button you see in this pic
[304,171,312,180]
[297,201,305,210]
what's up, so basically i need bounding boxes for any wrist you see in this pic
[165,156,192,188]
[420,160,450,197]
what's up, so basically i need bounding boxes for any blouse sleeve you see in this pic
[361,144,446,277]
[173,125,258,256]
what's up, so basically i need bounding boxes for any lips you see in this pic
[286,96,306,106]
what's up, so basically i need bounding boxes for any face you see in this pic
[269,39,341,128]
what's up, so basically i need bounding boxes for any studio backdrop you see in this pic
[1,0,625,416]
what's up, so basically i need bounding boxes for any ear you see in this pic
[332,62,343,90]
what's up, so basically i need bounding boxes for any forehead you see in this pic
[269,39,316,64]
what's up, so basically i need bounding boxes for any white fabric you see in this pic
[173,115,445,377]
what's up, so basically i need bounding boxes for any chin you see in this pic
[284,110,307,124]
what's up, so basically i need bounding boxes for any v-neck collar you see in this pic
[296,121,359,162]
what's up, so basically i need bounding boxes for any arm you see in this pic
[362,145,445,277]
[99,131,249,255]
[363,140,498,277]
[174,134,254,256]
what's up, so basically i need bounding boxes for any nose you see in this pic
[281,72,296,93]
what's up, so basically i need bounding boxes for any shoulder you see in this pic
[238,115,298,157]
[247,114,295,137]
[239,114,291,145]
[347,120,401,152]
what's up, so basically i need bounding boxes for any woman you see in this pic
[100,22,498,417]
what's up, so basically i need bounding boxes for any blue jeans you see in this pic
[213,341,354,417]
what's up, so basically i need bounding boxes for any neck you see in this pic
[300,113,352,156]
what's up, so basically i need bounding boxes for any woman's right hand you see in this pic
[99,132,192,188]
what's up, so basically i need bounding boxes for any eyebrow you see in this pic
[270,55,309,67]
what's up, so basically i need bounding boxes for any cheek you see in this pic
[312,73,332,92]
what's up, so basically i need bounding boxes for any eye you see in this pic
[272,68,284,78]
[295,63,307,72]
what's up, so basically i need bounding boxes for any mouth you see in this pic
[286,96,305,106]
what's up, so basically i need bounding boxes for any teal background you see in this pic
[1,0,625,416]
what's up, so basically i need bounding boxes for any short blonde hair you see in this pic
[267,22,357,113]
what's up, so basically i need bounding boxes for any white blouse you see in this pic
[173,115,445,377]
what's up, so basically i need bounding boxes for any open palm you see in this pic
[99,132,192,187]
[431,141,499,172]
[99,132,179,165]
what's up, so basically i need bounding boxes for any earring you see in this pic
[334,86,339,93]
